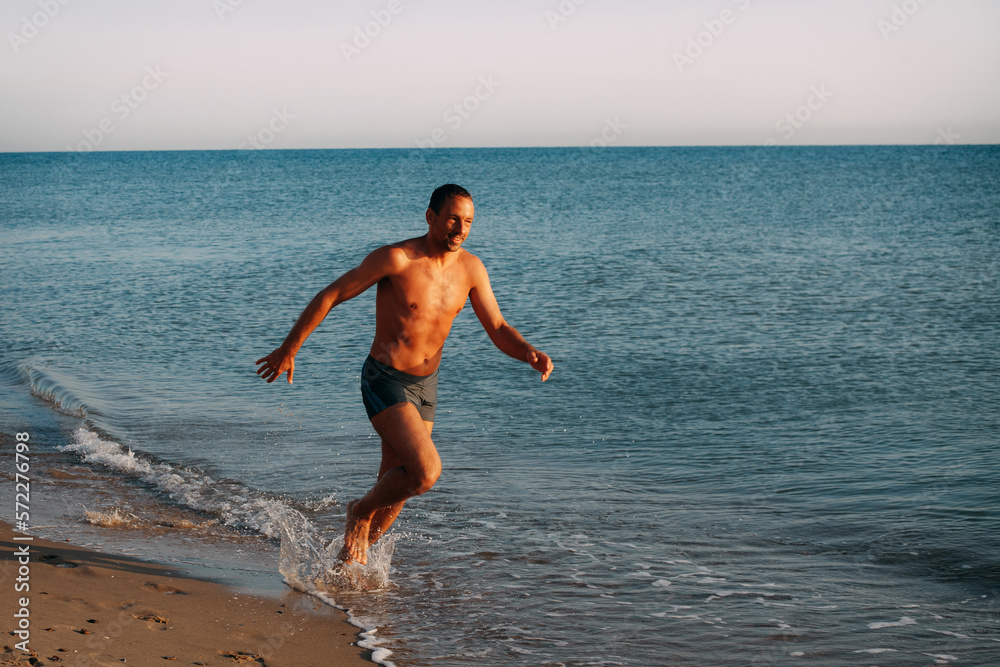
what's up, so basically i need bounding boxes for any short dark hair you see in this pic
[428,183,472,214]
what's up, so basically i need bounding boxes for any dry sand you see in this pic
[0,521,372,666]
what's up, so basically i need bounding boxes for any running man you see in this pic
[255,184,553,565]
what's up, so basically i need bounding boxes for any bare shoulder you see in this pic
[364,241,415,274]
[459,248,486,271]
[459,249,490,285]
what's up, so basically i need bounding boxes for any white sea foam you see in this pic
[928,629,969,639]
[923,654,958,664]
[60,427,289,539]
[355,627,397,667]
[854,648,899,654]
[868,616,917,630]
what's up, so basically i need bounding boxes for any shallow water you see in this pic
[2,146,999,665]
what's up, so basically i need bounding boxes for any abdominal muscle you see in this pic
[369,285,462,376]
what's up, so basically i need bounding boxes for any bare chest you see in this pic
[391,263,470,320]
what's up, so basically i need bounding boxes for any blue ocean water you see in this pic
[1,146,999,665]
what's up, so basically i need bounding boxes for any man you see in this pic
[255,184,553,565]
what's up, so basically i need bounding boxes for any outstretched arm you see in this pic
[255,247,398,384]
[469,257,553,381]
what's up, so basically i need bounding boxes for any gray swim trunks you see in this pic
[360,355,439,421]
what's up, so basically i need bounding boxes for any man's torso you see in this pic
[369,239,477,375]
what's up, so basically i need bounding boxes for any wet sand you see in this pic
[0,521,371,666]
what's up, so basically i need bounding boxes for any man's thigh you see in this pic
[371,402,439,473]
[378,418,434,476]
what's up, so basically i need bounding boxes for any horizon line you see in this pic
[2,142,998,156]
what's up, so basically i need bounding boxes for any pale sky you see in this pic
[2,0,998,152]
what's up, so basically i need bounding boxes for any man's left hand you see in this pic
[528,349,553,381]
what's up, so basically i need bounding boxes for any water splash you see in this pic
[269,502,395,595]
[267,504,400,667]
[81,506,142,528]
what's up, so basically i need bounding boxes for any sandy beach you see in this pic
[1,521,371,666]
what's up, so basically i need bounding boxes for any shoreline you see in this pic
[1,520,373,666]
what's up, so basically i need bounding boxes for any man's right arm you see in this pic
[255,246,400,384]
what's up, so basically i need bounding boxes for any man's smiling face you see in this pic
[427,195,474,253]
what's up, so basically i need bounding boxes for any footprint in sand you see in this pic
[143,581,187,595]
[132,612,170,629]
[32,552,78,568]
[219,650,267,664]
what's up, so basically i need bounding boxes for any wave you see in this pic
[58,426,400,666]
[8,361,91,418]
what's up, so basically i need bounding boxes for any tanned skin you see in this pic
[255,193,552,564]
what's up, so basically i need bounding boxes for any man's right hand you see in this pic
[255,346,295,384]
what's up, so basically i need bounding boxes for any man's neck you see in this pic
[418,234,458,264]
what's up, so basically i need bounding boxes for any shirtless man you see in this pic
[255,184,553,565]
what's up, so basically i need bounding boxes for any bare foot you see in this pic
[338,499,371,565]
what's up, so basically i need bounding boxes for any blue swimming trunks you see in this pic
[360,355,439,422]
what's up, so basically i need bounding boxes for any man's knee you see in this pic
[410,457,441,496]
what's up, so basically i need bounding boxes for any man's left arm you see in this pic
[469,257,553,381]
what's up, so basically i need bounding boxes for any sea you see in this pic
[1,146,998,666]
